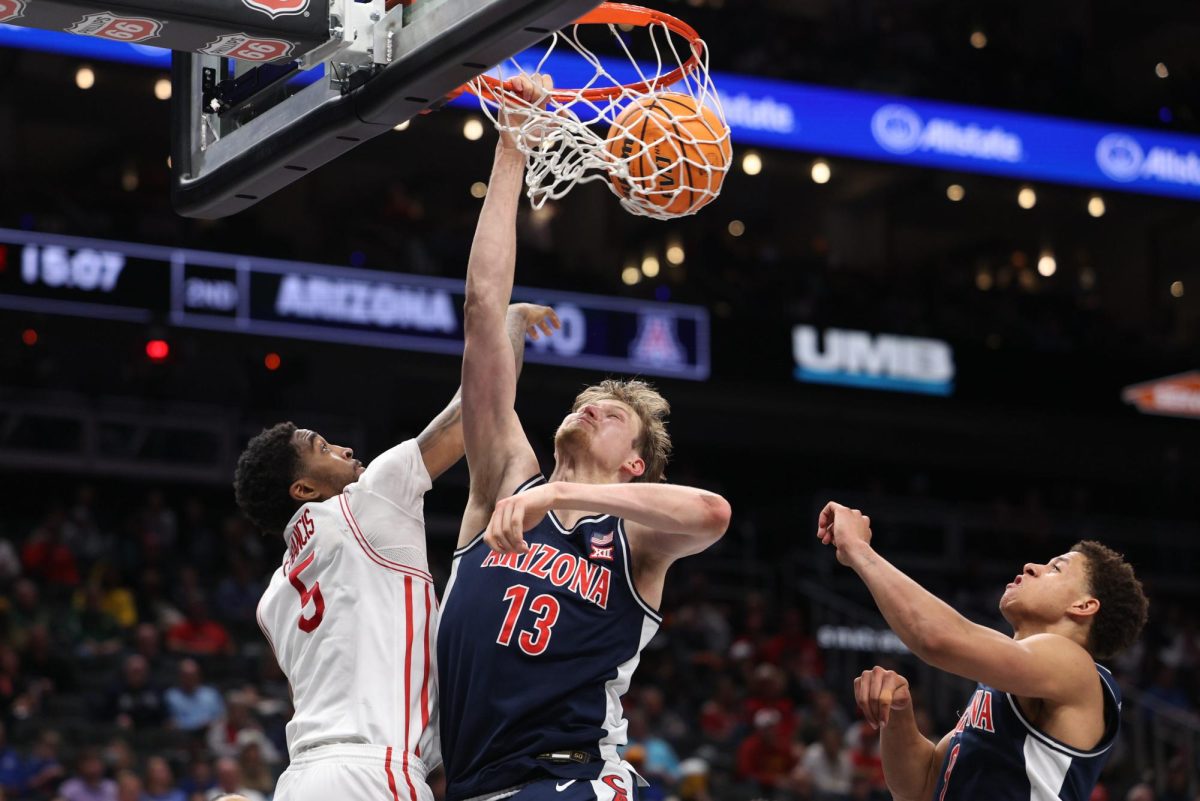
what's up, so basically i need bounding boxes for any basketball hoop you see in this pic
[458,3,731,220]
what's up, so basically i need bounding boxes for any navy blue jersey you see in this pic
[438,475,662,801]
[932,665,1121,801]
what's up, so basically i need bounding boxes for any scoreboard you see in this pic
[0,229,710,380]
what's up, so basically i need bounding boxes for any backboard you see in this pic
[170,0,603,219]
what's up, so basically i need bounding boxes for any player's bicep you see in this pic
[461,318,534,496]
[927,629,1092,703]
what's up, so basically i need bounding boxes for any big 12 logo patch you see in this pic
[68,12,164,42]
[0,0,27,22]
[201,33,295,62]
[241,0,310,19]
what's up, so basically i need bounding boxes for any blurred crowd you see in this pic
[0,481,1197,801]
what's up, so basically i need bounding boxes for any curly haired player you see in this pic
[818,502,1148,801]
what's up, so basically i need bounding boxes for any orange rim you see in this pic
[453,2,704,104]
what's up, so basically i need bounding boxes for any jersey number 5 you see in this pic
[497,584,560,656]
[288,552,326,633]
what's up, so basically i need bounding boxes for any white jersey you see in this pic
[257,438,440,778]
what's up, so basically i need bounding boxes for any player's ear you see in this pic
[622,455,645,480]
[290,477,321,503]
[1067,595,1100,621]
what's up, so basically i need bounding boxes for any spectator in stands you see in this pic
[88,566,138,630]
[212,560,260,627]
[21,625,77,695]
[102,738,137,777]
[1124,784,1154,801]
[142,756,185,801]
[7,579,53,651]
[624,708,680,796]
[106,655,166,730]
[744,663,797,738]
[801,689,850,744]
[0,723,22,798]
[763,608,825,687]
[177,760,216,799]
[235,741,273,799]
[19,730,66,799]
[62,485,107,565]
[21,509,80,591]
[166,598,233,658]
[131,624,171,685]
[58,749,117,801]
[205,694,279,764]
[801,724,854,799]
[135,571,184,631]
[205,758,263,801]
[845,719,885,796]
[137,490,178,565]
[0,645,37,724]
[736,708,799,795]
[67,585,124,659]
[164,660,224,733]
[698,674,742,745]
[114,770,142,801]
[0,537,19,586]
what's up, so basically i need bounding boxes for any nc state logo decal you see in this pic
[68,12,163,42]
[0,0,27,23]
[201,33,295,62]
[241,0,310,19]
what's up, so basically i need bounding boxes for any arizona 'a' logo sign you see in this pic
[0,0,27,23]
[68,12,163,42]
[201,33,295,62]
[242,0,310,19]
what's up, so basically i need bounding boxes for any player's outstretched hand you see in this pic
[816,501,872,566]
[509,302,561,340]
[498,73,554,152]
[484,483,557,554]
[854,666,911,729]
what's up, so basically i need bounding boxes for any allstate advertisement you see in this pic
[716,75,1200,202]
[5,21,1200,201]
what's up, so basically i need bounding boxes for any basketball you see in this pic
[605,92,732,218]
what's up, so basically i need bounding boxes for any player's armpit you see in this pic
[922,628,1096,704]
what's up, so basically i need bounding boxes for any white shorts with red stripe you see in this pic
[274,743,433,801]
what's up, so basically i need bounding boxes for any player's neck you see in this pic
[548,458,623,528]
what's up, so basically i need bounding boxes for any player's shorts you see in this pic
[274,742,434,801]
[465,761,641,801]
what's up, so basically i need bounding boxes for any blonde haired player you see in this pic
[233,302,559,801]
[437,75,733,801]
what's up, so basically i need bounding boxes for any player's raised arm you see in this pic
[417,302,560,482]
[461,76,556,521]
[817,502,1096,703]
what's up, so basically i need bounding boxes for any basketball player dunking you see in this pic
[232,301,559,801]
[817,502,1148,801]
[436,76,733,801]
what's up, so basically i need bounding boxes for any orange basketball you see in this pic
[605,92,732,218]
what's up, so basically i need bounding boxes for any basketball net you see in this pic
[465,4,729,220]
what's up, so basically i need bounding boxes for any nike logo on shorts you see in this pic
[556,780,576,792]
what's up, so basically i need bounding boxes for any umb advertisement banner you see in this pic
[792,325,955,397]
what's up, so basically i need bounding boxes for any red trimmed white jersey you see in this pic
[257,438,439,771]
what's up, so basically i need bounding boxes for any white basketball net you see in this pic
[466,9,729,220]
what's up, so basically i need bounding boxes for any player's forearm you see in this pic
[843,542,973,661]
[880,706,939,801]
[550,482,730,537]
[463,147,526,326]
